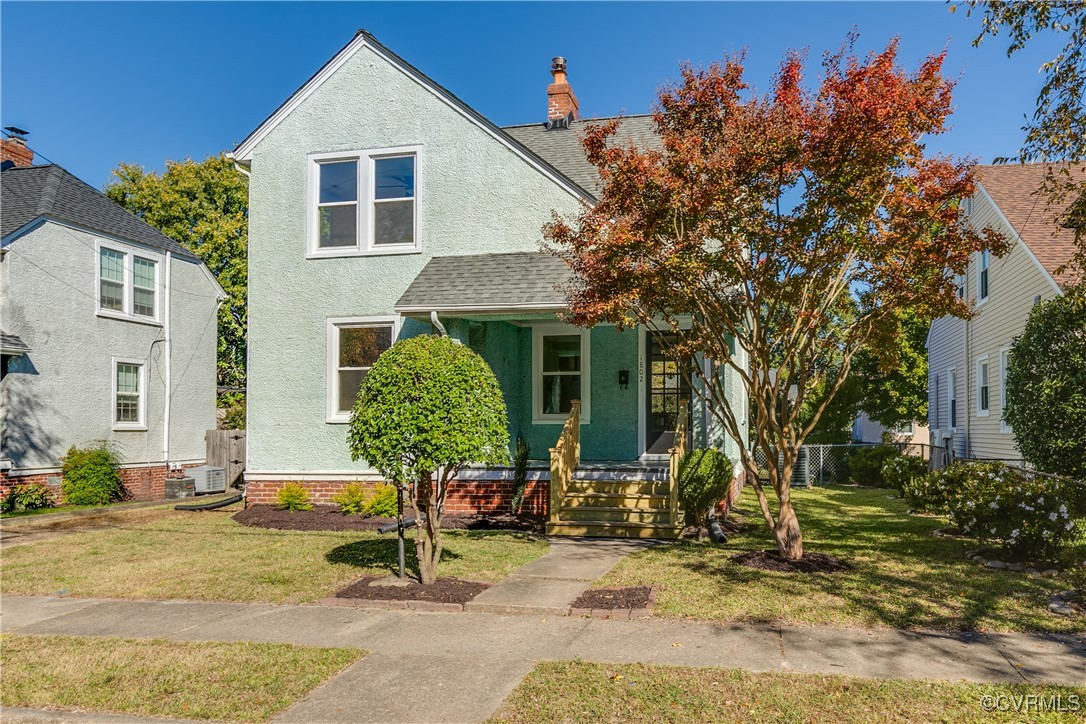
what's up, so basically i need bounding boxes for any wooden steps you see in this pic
[546,473,681,539]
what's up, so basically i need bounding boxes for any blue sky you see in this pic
[1,2,1066,189]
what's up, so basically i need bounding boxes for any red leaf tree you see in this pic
[546,38,1008,560]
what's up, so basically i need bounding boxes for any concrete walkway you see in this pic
[3,595,1084,723]
[464,537,654,615]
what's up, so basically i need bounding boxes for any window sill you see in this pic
[113,425,148,432]
[306,246,422,260]
[97,310,162,328]
[532,416,592,426]
[976,297,989,307]
[326,416,351,425]
[976,411,990,418]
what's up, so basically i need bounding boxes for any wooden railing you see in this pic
[548,400,581,525]
[667,402,689,528]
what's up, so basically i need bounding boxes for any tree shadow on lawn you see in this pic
[324,538,462,575]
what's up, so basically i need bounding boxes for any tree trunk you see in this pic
[414,473,443,585]
[773,498,803,560]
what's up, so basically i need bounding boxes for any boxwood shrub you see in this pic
[276,482,313,512]
[678,448,734,526]
[362,484,399,518]
[60,444,126,506]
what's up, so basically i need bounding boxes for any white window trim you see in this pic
[325,315,400,424]
[95,240,163,326]
[976,249,990,305]
[306,146,422,259]
[976,354,990,417]
[946,366,957,431]
[111,356,147,431]
[999,347,1011,433]
[532,323,591,425]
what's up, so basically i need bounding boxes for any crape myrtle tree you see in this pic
[347,335,509,584]
[545,38,1008,560]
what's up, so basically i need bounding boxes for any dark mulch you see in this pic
[233,504,543,533]
[731,549,852,574]
[335,575,490,604]
[571,586,653,610]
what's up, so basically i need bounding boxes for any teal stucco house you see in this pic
[230,31,747,536]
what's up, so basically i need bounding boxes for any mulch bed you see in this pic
[572,586,653,610]
[730,549,852,574]
[233,504,543,533]
[326,575,491,612]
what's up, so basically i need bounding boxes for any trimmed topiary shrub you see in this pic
[1,483,55,513]
[848,445,901,487]
[276,482,313,512]
[331,483,368,515]
[881,454,929,496]
[61,444,125,506]
[363,484,399,518]
[678,448,734,528]
[941,462,1086,558]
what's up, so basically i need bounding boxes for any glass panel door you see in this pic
[645,332,692,455]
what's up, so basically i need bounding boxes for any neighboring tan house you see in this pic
[852,412,929,447]
[0,133,226,499]
[230,30,748,536]
[927,163,1083,462]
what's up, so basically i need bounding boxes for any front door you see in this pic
[644,332,692,455]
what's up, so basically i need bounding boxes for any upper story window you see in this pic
[98,244,159,323]
[326,317,397,423]
[308,147,420,258]
[978,249,990,301]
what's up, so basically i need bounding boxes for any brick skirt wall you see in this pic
[1,462,206,504]
[244,478,549,516]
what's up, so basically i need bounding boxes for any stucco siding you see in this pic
[1,221,218,471]
[927,187,1061,461]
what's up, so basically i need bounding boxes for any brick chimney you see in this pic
[1,128,33,168]
[547,57,579,127]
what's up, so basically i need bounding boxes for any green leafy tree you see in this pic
[104,154,248,389]
[1004,294,1086,479]
[347,335,509,584]
[957,1,1086,274]
[851,309,929,429]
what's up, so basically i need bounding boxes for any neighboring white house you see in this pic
[927,162,1083,462]
[0,134,226,499]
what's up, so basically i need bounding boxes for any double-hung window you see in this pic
[112,358,145,430]
[977,356,990,416]
[326,317,397,422]
[978,249,990,301]
[532,326,590,423]
[309,148,419,256]
[97,244,159,322]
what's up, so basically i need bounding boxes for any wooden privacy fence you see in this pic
[205,429,246,486]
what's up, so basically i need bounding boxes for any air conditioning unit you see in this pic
[188,466,226,494]
[931,429,953,443]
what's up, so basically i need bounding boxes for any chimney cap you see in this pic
[551,57,567,72]
[4,126,28,138]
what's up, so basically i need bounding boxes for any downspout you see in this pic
[430,310,448,337]
[163,251,172,473]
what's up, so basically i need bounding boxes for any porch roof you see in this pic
[394,252,573,314]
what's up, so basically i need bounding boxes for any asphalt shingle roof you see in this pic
[975,163,1085,290]
[395,252,572,312]
[1,332,31,353]
[1,164,196,260]
[502,115,660,197]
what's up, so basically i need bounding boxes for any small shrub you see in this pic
[363,484,399,518]
[942,462,1086,558]
[2,483,56,513]
[331,484,368,515]
[510,436,531,514]
[881,454,929,496]
[848,445,901,487]
[902,466,956,514]
[678,448,734,526]
[276,482,313,512]
[220,401,246,430]
[61,444,125,506]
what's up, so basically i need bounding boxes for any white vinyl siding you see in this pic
[1000,347,1011,433]
[976,356,990,416]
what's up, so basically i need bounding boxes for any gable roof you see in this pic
[1,164,198,261]
[975,163,1085,290]
[229,29,593,203]
[502,115,659,196]
[395,252,571,313]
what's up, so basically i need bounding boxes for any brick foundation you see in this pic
[244,477,549,516]
[0,462,206,504]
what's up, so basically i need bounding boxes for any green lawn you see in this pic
[0,507,549,603]
[491,661,1086,723]
[0,634,362,722]
[597,486,1086,633]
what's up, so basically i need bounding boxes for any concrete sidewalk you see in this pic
[3,595,1084,722]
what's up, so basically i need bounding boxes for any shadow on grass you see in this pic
[324,538,462,574]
